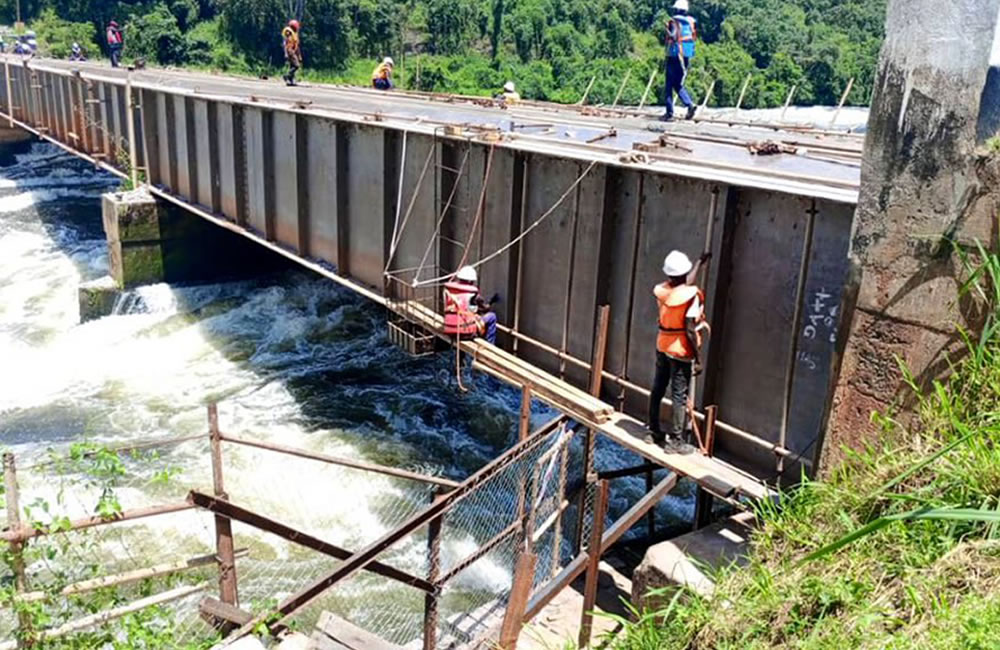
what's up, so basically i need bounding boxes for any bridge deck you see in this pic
[22,57,860,203]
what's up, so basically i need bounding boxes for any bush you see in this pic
[126,2,186,66]
[30,9,97,59]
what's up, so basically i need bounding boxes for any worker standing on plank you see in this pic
[282,19,302,86]
[646,250,711,451]
[106,20,123,68]
[442,266,500,345]
[372,57,394,90]
[662,0,697,122]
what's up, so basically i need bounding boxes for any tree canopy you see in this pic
[7,0,886,107]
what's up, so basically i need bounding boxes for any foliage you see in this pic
[18,0,884,107]
[987,136,1000,155]
[29,9,96,58]
[612,236,1000,649]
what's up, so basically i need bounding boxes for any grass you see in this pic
[988,135,1000,155]
[609,235,1000,650]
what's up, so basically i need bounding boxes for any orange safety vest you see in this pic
[655,283,705,360]
[443,281,485,337]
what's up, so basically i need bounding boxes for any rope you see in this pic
[384,140,435,276]
[455,143,496,272]
[413,160,599,288]
[413,147,472,286]
[384,130,408,275]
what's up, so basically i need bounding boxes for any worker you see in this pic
[282,19,302,86]
[107,20,124,68]
[69,42,86,62]
[662,0,697,122]
[372,57,394,90]
[499,81,520,105]
[647,250,711,451]
[442,266,500,345]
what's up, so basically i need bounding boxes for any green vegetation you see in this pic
[5,0,884,107]
[987,135,1000,155]
[610,240,1000,649]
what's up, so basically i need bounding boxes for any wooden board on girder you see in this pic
[312,612,403,650]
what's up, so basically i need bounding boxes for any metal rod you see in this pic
[5,57,14,127]
[5,453,31,646]
[597,463,661,481]
[638,69,657,110]
[611,69,632,108]
[645,469,655,540]
[578,480,609,648]
[188,491,435,593]
[499,550,537,649]
[780,84,798,122]
[578,76,597,106]
[437,521,521,585]
[512,157,529,353]
[734,74,752,111]
[699,79,716,113]
[209,405,239,608]
[519,385,533,441]
[127,73,139,182]
[1,502,196,543]
[778,200,818,483]
[422,492,444,650]
[218,432,458,488]
[524,472,677,622]
[22,433,205,472]
[829,77,855,127]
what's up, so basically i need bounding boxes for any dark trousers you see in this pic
[664,57,693,117]
[648,351,692,437]
[110,44,122,68]
[286,61,300,84]
[373,78,392,90]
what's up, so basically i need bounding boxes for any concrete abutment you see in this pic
[825,0,1000,466]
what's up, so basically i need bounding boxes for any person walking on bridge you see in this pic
[372,57,394,90]
[661,0,697,122]
[442,266,500,346]
[646,250,710,451]
[106,20,124,68]
[282,19,302,86]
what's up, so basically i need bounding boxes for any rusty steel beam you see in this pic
[187,491,435,593]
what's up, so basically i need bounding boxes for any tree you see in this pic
[425,0,481,55]
[126,3,186,65]
[30,8,96,58]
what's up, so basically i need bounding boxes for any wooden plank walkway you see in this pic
[398,301,773,503]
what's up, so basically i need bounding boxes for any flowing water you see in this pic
[0,142,691,645]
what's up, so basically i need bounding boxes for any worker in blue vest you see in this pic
[662,0,697,122]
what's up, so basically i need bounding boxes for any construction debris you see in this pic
[747,140,800,155]
[586,128,618,144]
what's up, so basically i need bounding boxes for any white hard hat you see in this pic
[384,56,394,66]
[673,0,690,10]
[504,81,515,92]
[662,251,693,277]
[456,266,478,283]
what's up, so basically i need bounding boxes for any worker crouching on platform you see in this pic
[372,57,394,90]
[443,266,499,345]
[646,250,710,451]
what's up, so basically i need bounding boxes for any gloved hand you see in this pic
[488,293,501,305]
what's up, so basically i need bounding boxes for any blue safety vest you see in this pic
[668,14,697,59]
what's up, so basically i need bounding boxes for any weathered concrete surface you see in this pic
[826,0,1000,466]
[78,275,120,323]
[103,189,166,289]
[631,513,754,611]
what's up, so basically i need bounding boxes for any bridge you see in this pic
[0,55,863,486]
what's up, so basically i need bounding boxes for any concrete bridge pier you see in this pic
[79,188,292,322]
[825,0,1000,463]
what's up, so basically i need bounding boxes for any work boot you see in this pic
[686,105,697,120]
[659,113,675,122]
[663,434,695,455]
[644,430,665,446]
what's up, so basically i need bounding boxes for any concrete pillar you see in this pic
[103,189,167,290]
[825,1,1000,467]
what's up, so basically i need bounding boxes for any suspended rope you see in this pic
[384,137,436,276]
[413,147,472,286]
[455,144,496,272]
[384,130,408,275]
[413,160,599,288]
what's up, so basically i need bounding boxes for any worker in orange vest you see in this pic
[282,20,302,86]
[647,250,711,451]
[442,266,499,345]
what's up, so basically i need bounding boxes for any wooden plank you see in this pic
[314,611,404,650]
[589,305,611,397]
[187,491,435,593]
